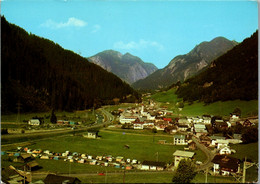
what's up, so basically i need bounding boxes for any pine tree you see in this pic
[50,109,57,124]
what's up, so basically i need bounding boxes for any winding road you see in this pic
[192,136,216,171]
[2,108,114,148]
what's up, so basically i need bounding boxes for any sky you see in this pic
[1,0,258,69]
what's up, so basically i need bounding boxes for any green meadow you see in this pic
[27,129,206,163]
[150,88,258,117]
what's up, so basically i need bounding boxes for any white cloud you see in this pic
[92,24,101,33]
[41,17,87,29]
[114,39,164,51]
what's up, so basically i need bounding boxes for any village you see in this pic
[1,100,259,183]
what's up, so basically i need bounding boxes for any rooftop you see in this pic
[173,150,195,158]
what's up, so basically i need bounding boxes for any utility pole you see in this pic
[123,166,126,183]
[16,101,21,123]
[205,167,208,183]
[242,157,256,183]
[105,167,107,184]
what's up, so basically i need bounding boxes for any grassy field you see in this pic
[181,100,258,117]
[150,88,182,104]
[230,142,258,162]
[26,129,206,163]
[2,129,206,175]
[149,88,258,117]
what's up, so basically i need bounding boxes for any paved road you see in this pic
[31,170,174,180]
[192,136,216,171]
[2,108,114,146]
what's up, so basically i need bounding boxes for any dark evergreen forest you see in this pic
[175,31,258,103]
[1,16,140,113]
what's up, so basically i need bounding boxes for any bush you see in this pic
[1,128,8,135]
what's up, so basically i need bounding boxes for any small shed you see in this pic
[26,160,40,171]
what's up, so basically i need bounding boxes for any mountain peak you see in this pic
[89,50,158,84]
[132,36,238,90]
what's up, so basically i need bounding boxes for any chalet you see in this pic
[43,174,81,184]
[83,131,98,139]
[199,135,211,147]
[143,120,155,129]
[173,134,187,145]
[164,126,178,134]
[227,134,242,144]
[141,161,166,171]
[192,117,203,124]
[173,150,195,167]
[28,119,41,126]
[155,121,169,130]
[243,119,254,127]
[216,139,229,149]
[212,155,240,176]
[177,124,189,132]
[119,114,138,124]
[202,116,211,124]
[219,146,232,155]
[209,135,226,147]
[155,116,164,122]
[178,118,189,125]
[214,120,228,130]
[133,122,144,129]
[230,113,240,121]
[193,124,208,137]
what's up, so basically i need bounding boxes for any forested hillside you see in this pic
[175,31,258,103]
[1,16,140,113]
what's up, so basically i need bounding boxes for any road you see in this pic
[192,136,216,171]
[2,108,114,146]
[31,170,174,181]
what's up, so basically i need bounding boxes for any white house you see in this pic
[133,122,144,129]
[173,134,188,145]
[216,139,229,149]
[119,114,138,124]
[28,119,41,126]
[209,136,226,146]
[219,146,232,155]
[202,116,211,124]
[193,124,208,137]
[173,150,195,167]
